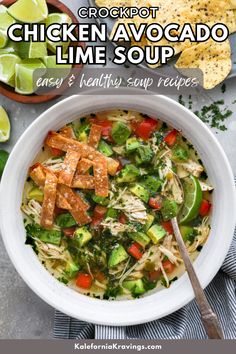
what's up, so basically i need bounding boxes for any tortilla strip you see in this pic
[59,126,75,139]
[45,132,119,176]
[72,175,95,189]
[58,150,81,186]
[93,158,109,197]
[29,163,46,187]
[77,158,94,174]
[41,171,57,229]
[56,192,72,210]
[57,184,91,225]
[57,184,89,211]
[87,124,102,148]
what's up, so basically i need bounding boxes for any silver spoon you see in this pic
[171,217,224,339]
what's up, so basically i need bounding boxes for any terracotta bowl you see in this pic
[0,0,84,104]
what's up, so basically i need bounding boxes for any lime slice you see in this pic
[0,149,9,177]
[0,106,11,142]
[46,13,72,54]
[28,41,47,58]
[7,0,48,23]
[15,59,46,95]
[178,175,203,224]
[0,53,21,86]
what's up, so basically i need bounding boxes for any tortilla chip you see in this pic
[29,163,46,187]
[56,192,72,210]
[46,132,118,175]
[72,175,95,189]
[175,39,232,89]
[87,124,102,148]
[59,126,75,139]
[41,171,57,229]
[94,158,109,197]
[58,150,81,186]
[77,158,94,174]
[57,184,89,211]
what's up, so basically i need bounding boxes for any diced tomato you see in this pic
[119,213,127,224]
[128,242,143,260]
[149,196,163,210]
[63,227,76,238]
[94,271,106,283]
[76,273,92,289]
[90,119,113,140]
[199,199,211,217]
[91,205,107,226]
[133,118,158,141]
[162,260,175,273]
[161,221,174,235]
[164,129,178,146]
[148,269,161,282]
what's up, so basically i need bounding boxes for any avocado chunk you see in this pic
[111,121,131,145]
[108,244,129,268]
[144,213,154,232]
[147,224,166,244]
[65,261,79,278]
[92,194,109,206]
[161,199,178,221]
[179,225,196,243]
[116,164,140,183]
[55,213,77,228]
[98,140,113,157]
[130,183,150,203]
[135,145,154,165]
[172,145,189,162]
[123,279,145,296]
[142,175,162,193]
[126,137,140,152]
[106,208,118,219]
[25,223,62,245]
[75,122,89,142]
[27,186,44,202]
[74,226,92,247]
[129,232,150,247]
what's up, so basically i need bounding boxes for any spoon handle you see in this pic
[171,218,223,339]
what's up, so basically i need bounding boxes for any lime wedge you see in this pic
[15,59,46,95]
[0,53,21,86]
[46,13,72,54]
[178,175,203,224]
[0,5,15,29]
[7,0,48,23]
[28,41,47,58]
[0,41,18,55]
[0,149,9,177]
[0,29,8,49]
[0,106,11,142]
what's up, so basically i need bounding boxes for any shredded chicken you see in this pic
[101,218,135,236]
[177,159,204,177]
[199,180,214,191]
[21,200,42,225]
[42,157,64,171]
[108,190,148,224]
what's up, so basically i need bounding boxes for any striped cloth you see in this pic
[54,184,236,340]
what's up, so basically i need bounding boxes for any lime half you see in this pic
[178,175,202,224]
[15,59,46,95]
[7,0,48,23]
[0,106,11,142]
[46,13,72,54]
[0,53,21,86]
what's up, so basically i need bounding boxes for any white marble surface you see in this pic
[0,0,236,339]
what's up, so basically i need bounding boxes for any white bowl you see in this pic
[1,89,236,326]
